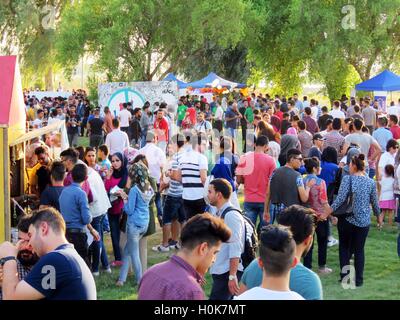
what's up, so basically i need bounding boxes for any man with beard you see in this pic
[30,146,52,196]
[0,207,96,300]
[0,216,39,299]
[129,107,142,148]
[238,205,323,300]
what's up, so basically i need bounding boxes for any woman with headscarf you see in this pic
[117,161,154,287]
[278,134,301,166]
[104,152,129,267]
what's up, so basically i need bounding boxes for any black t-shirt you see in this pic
[40,186,64,211]
[89,118,104,135]
[66,114,81,134]
[318,114,333,131]
[238,106,247,126]
[36,166,51,195]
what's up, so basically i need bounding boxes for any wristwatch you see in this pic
[0,256,17,266]
[228,274,237,281]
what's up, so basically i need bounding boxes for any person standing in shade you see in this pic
[308,133,326,160]
[140,103,151,148]
[225,101,241,139]
[118,103,132,135]
[129,107,142,148]
[87,108,105,148]
[362,100,377,134]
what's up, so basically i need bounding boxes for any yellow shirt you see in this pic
[27,108,36,122]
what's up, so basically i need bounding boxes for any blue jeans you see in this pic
[155,185,163,226]
[141,128,148,148]
[90,214,110,272]
[108,213,122,261]
[244,202,266,230]
[119,223,148,283]
[226,127,236,139]
[102,214,110,232]
[368,168,376,179]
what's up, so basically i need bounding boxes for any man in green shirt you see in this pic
[177,100,187,128]
[244,101,255,129]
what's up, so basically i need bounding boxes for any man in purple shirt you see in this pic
[303,107,319,135]
[138,213,231,300]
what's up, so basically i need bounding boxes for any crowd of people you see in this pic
[0,89,399,300]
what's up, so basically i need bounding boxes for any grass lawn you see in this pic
[77,136,400,300]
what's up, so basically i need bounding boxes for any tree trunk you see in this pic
[45,66,53,91]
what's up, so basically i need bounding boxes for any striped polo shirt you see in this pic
[179,146,208,201]
[168,151,184,198]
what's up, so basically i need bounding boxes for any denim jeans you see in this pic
[226,127,236,139]
[244,202,266,230]
[90,214,110,272]
[141,129,148,148]
[210,271,243,300]
[108,213,122,261]
[155,185,163,226]
[368,168,376,180]
[119,223,148,283]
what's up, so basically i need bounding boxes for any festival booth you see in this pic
[0,56,68,242]
[355,70,400,112]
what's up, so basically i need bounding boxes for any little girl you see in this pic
[303,157,332,274]
[378,164,396,227]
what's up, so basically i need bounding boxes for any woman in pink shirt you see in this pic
[104,152,128,266]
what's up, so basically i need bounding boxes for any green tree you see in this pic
[56,0,249,82]
[0,0,67,90]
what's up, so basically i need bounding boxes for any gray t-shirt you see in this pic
[344,132,376,155]
[362,107,377,126]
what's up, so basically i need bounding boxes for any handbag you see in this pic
[332,176,353,217]
[119,211,127,233]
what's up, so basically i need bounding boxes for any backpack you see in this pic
[221,206,258,269]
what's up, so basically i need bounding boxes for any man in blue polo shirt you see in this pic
[0,207,96,300]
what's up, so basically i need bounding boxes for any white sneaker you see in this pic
[152,244,170,252]
[92,271,100,277]
[327,238,339,247]
[104,267,112,274]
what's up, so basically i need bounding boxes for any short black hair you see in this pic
[287,148,302,162]
[50,161,66,182]
[321,106,328,113]
[304,107,312,115]
[98,144,109,156]
[112,118,119,128]
[209,178,232,200]
[277,205,316,244]
[386,139,399,152]
[321,146,338,164]
[60,148,79,164]
[17,215,32,233]
[255,135,269,147]
[353,118,364,130]
[34,146,46,156]
[390,114,398,125]
[259,225,296,276]
[304,157,320,174]
[332,118,342,130]
[180,213,232,250]
[71,163,87,183]
[171,133,185,148]
[297,120,306,131]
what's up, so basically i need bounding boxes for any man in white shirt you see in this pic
[236,225,304,300]
[32,109,45,129]
[139,131,167,221]
[118,103,132,135]
[329,100,346,119]
[387,103,400,119]
[105,118,130,155]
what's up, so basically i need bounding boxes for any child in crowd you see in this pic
[378,164,396,228]
[303,157,332,274]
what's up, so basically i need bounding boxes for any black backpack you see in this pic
[221,206,258,269]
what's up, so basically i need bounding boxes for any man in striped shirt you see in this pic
[172,131,208,220]
[153,133,186,252]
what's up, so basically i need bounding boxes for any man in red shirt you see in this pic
[389,115,400,139]
[154,109,169,153]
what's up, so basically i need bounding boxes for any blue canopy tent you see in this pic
[186,72,246,89]
[355,70,400,91]
[163,73,188,89]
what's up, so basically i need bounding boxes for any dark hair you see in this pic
[27,207,66,235]
[390,114,398,125]
[171,133,185,148]
[353,118,364,131]
[386,139,399,152]
[255,135,269,147]
[277,205,316,244]
[385,164,395,178]
[112,118,119,128]
[50,161,66,182]
[60,148,79,164]
[259,225,296,276]
[287,148,302,162]
[17,215,32,233]
[351,154,366,171]
[133,154,149,168]
[333,100,340,108]
[283,112,290,119]
[321,106,328,113]
[297,120,306,131]
[321,146,338,164]
[332,118,342,130]
[378,117,388,127]
[34,146,46,156]
[304,107,312,115]
[361,126,369,134]
[220,136,232,151]
[325,119,333,128]
[75,146,85,161]
[304,157,320,174]
[180,213,231,250]
[98,144,109,156]
[354,105,360,113]
[71,163,87,183]
[209,178,232,200]
[84,147,96,165]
